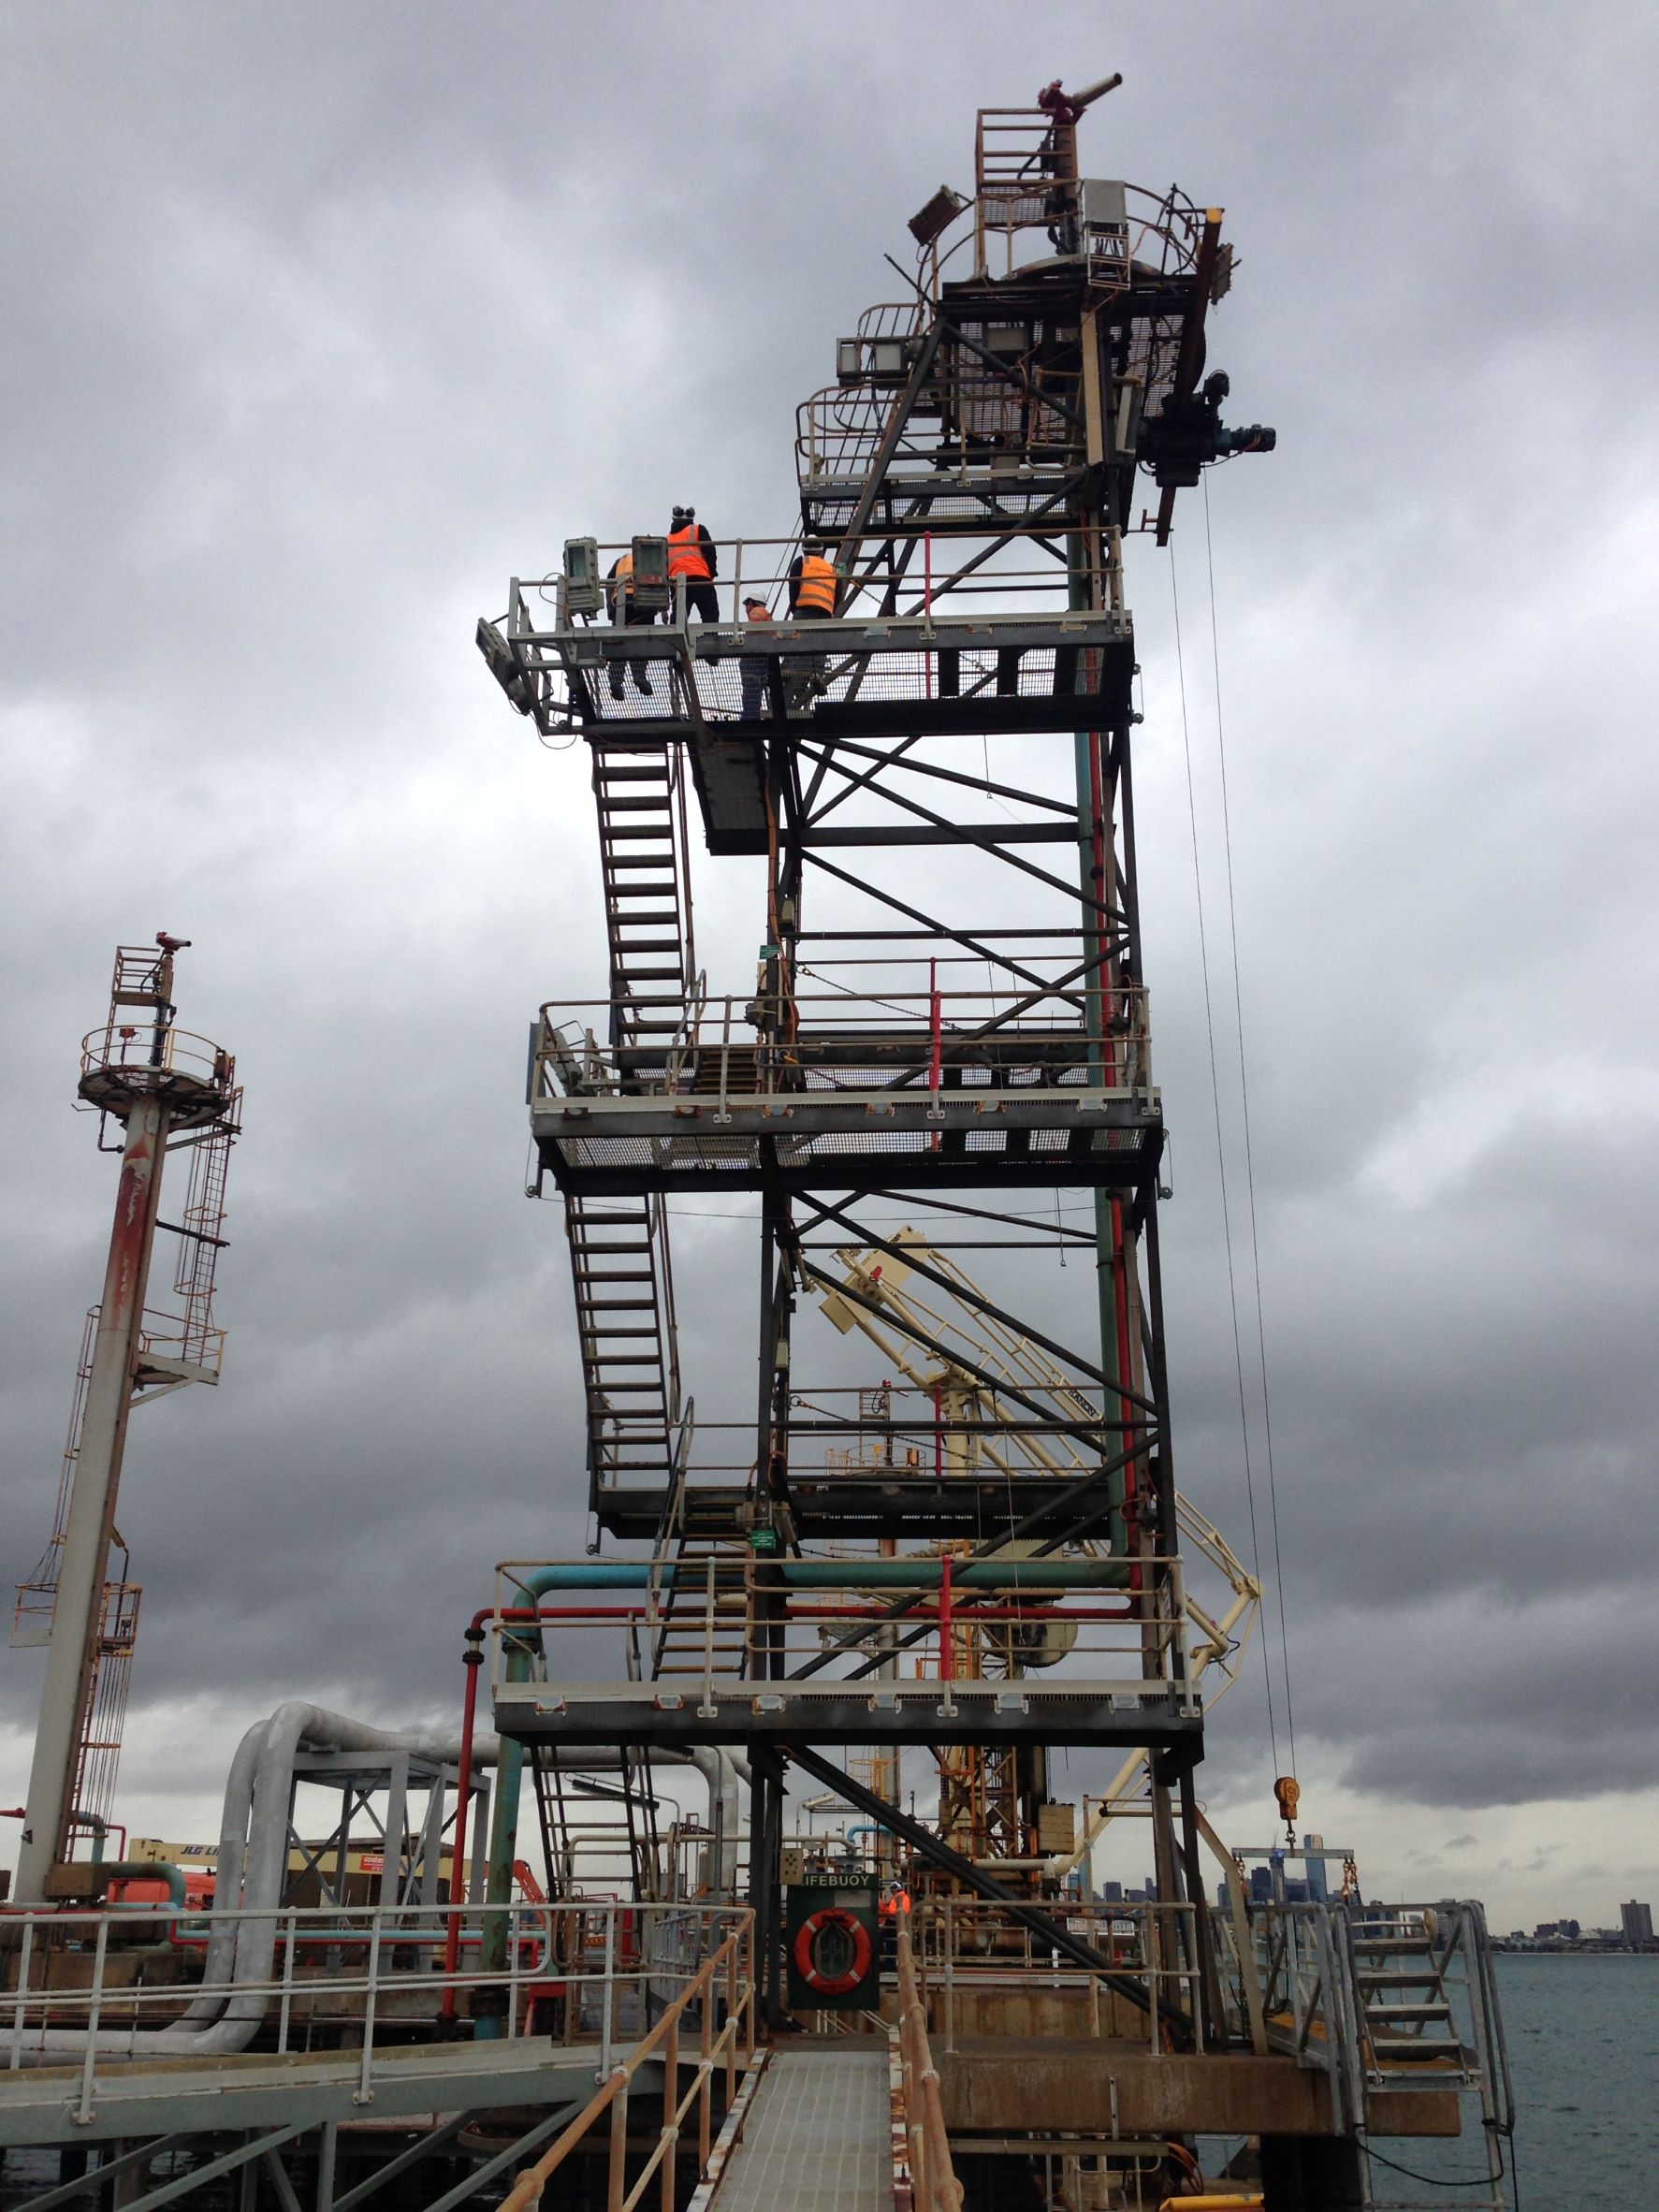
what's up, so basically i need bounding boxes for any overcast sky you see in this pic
[2,2,1654,1932]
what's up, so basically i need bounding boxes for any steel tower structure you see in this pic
[480,87,1275,2035]
[12,940,240,1903]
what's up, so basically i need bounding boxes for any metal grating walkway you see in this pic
[718,2046,891,2212]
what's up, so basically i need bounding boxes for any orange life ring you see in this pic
[793,1907,874,1997]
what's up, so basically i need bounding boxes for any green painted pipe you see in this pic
[475,1637,532,2040]
[97,1860,188,1907]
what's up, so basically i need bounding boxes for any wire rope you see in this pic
[1201,474,1298,1777]
[1170,548,1281,1777]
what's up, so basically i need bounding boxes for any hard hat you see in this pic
[672,504,694,523]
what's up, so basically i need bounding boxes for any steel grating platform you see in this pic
[705,2046,890,2212]
[494,1677,1201,1753]
[488,603,1134,766]
[589,1472,1128,1544]
[531,1087,1161,1198]
[0,2041,636,2148]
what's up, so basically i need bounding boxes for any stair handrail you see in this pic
[895,1914,965,2212]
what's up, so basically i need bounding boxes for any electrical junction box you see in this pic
[630,535,671,614]
[837,335,920,386]
[1078,178,1128,229]
[783,1875,880,2012]
[561,537,602,616]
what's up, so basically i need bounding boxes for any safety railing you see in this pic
[487,534,1132,737]
[133,1303,227,1381]
[0,1898,750,2127]
[895,1914,964,2212]
[507,536,1117,629]
[908,1897,1206,2056]
[495,1916,755,2212]
[533,978,1154,1108]
[79,1022,236,1113]
[486,1556,1195,1734]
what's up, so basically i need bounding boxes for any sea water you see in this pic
[1492,1951,1657,2206]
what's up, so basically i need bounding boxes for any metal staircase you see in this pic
[567,1195,684,1523]
[648,1539,751,1686]
[1352,1925,1469,2077]
[590,739,697,1080]
[563,738,700,1527]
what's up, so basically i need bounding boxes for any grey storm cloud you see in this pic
[2,0,1656,1874]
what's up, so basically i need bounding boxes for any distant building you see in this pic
[1249,1866,1273,1904]
[1621,1900,1654,1948]
[1302,1832,1329,1903]
[1533,1919,1581,1943]
[1097,1880,1123,1904]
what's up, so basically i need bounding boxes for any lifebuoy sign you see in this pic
[782,1878,880,2012]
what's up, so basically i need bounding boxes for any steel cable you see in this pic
[1170,548,1281,1778]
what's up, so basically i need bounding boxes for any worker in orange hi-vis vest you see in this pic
[666,506,720,624]
[739,595,777,720]
[879,1878,912,1918]
[788,541,840,618]
[788,538,841,697]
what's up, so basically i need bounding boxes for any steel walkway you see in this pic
[716,2046,891,2212]
[0,2040,634,2147]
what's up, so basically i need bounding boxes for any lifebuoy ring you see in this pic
[793,1907,874,1997]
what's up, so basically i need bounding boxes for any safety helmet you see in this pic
[672,504,694,523]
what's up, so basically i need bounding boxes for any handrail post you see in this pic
[697,1958,714,2169]
[725,1931,739,2098]
[944,1899,955,2054]
[607,2068,629,2212]
[278,1907,296,2052]
[600,1902,617,2081]
[10,1918,35,2071]
[356,1907,383,2105]
[660,2010,679,2212]
[74,1916,110,2126]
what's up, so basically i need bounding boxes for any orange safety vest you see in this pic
[667,525,711,581]
[794,553,837,615]
[880,1887,911,1918]
[610,551,634,600]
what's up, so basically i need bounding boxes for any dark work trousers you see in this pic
[791,607,837,699]
[679,579,720,623]
[739,653,776,719]
[608,604,659,700]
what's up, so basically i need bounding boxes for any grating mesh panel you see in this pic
[719,2050,891,2212]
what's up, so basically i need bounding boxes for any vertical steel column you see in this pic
[16,1097,169,1902]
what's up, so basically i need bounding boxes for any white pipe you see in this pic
[17,1707,749,2062]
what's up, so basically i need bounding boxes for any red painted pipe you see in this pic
[440,1600,654,2015]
